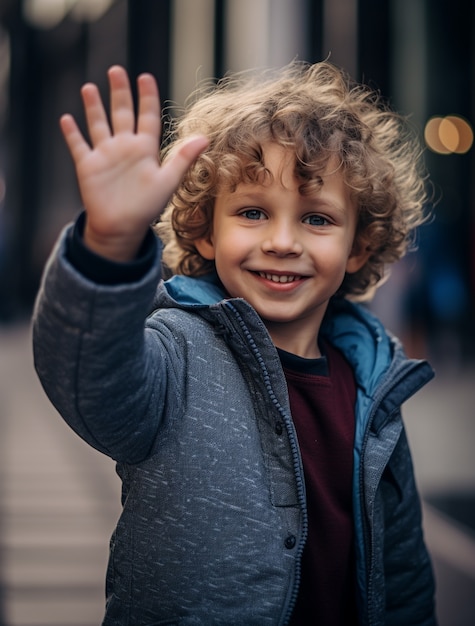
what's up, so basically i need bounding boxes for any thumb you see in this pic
[161,135,209,189]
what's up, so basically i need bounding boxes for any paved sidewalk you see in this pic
[0,323,474,625]
[0,324,121,626]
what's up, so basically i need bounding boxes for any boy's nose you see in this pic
[261,222,303,256]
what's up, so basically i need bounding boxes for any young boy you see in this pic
[33,62,437,625]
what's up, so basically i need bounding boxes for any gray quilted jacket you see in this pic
[32,225,437,625]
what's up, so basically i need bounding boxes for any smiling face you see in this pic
[195,144,369,357]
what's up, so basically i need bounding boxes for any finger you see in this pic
[108,65,135,134]
[81,82,111,146]
[161,135,209,189]
[59,114,91,164]
[136,73,161,149]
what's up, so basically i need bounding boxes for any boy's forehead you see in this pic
[261,143,294,168]
[260,143,344,187]
[262,142,340,176]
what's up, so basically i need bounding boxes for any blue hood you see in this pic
[164,272,228,306]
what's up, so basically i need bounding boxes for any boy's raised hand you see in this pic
[60,66,208,262]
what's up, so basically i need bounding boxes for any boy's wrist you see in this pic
[66,211,159,285]
[83,220,150,264]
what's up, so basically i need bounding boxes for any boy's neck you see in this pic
[265,321,323,359]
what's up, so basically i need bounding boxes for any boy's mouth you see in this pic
[256,272,302,284]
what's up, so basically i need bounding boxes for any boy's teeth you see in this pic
[259,272,298,283]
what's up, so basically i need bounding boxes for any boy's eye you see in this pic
[303,214,329,226]
[241,208,266,220]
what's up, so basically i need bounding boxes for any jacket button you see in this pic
[284,535,296,549]
[275,421,283,436]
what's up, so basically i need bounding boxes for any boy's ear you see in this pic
[345,238,371,274]
[194,235,216,261]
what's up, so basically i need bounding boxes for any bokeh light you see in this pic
[424,115,473,155]
[23,0,116,29]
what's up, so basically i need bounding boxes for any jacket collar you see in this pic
[157,272,415,396]
[162,271,227,306]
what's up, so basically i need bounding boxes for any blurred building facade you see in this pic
[0,0,473,363]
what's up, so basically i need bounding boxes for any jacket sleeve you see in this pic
[380,422,437,625]
[32,224,177,464]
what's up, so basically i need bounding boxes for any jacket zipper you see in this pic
[224,302,308,625]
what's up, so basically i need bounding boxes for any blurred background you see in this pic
[0,0,473,625]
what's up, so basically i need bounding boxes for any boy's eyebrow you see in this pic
[229,189,264,200]
[224,187,269,203]
[308,191,349,213]
[227,188,350,216]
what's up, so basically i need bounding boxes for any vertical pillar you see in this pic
[268,0,308,67]
[0,2,43,317]
[389,0,427,124]
[171,0,215,107]
[127,0,172,101]
[225,0,270,71]
[322,0,358,77]
[224,0,308,73]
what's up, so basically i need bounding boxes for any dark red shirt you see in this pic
[279,341,358,625]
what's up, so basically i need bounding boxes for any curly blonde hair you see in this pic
[155,60,429,298]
